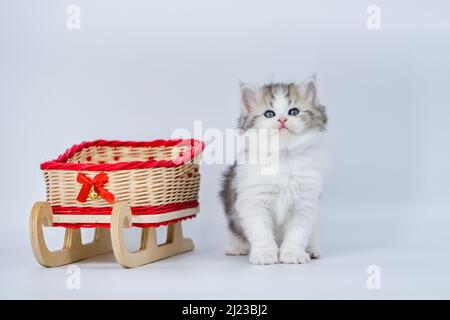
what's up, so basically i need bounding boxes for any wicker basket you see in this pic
[40,139,203,228]
[30,139,204,268]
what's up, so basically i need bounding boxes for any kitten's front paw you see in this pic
[279,250,311,264]
[249,248,279,265]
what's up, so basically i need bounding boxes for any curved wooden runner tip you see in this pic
[110,202,194,268]
[29,201,112,267]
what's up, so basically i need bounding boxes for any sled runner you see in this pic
[30,139,203,268]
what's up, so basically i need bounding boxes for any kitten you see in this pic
[219,77,328,265]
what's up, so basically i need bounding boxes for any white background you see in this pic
[1,0,450,299]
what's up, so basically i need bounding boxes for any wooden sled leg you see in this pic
[110,202,194,268]
[29,202,112,267]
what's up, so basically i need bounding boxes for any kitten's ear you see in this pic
[299,76,317,105]
[240,84,261,113]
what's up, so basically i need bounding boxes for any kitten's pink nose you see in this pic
[278,117,287,124]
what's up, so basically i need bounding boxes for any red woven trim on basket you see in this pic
[52,214,197,229]
[40,139,205,171]
[51,200,199,216]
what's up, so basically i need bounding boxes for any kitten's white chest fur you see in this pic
[235,132,326,231]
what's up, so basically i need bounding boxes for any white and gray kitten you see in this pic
[220,78,328,265]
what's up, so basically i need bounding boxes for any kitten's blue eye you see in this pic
[264,110,276,118]
[288,108,300,116]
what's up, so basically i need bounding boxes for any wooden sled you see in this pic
[31,139,203,268]
[30,202,112,267]
[110,202,194,268]
[30,201,194,268]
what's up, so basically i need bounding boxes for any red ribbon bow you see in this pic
[76,172,115,204]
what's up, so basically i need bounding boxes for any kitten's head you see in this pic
[238,78,327,144]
